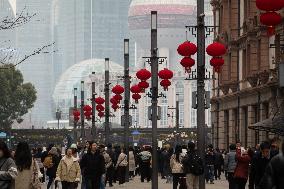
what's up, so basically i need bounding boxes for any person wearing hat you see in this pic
[70,144,79,161]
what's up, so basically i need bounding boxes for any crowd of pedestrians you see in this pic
[0,138,283,189]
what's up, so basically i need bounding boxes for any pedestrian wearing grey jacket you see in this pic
[224,144,237,189]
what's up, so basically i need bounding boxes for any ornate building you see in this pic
[210,0,283,149]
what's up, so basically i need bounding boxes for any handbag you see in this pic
[30,158,42,189]
[117,154,128,168]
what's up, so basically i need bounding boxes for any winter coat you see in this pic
[80,151,105,178]
[259,153,284,189]
[102,151,112,169]
[46,154,60,178]
[205,151,215,166]
[128,151,136,172]
[170,154,184,174]
[0,157,18,189]
[115,153,128,168]
[224,150,237,173]
[249,151,273,189]
[234,149,251,180]
[214,152,224,167]
[56,156,81,183]
[161,150,171,176]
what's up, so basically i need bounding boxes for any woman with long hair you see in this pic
[170,145,186,189]
[14,142,41,189]
[0,141,17,189]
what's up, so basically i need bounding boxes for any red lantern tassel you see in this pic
[267,26,275,36]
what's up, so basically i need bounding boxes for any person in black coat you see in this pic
[259,141,284,189]
[214,148,224,180]
[46,147,61,189]
[80,142,105,189]
[205,145,215,184]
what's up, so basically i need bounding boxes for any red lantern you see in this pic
[98,111,104,118]
[84,111,92,117]
[110,98,118,104]
[158,68,174,80]
[138,81,149,89]
[83,105,92,112]
[256,0,283,11]
[132,93,141,103]
[73,110,80,117]
[112,104,119,111]
[130,85,142,94]
[95,97,105,104]
[160,79,171,91]
[180,57,195,73]
[96,104,105,112]
[210,57,225,73]
[74,116,80,121]
[260,12,282,35]
[112,85,124,94]
[114,94,123,102]
[177,41,197,56]
[136,69,151,81]
[206,42,227,57]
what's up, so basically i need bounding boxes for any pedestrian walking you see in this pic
[44,147,61,189]
[99,144,111,189]
[138,146,152,182]
[14,142,41,189]
[214,148,224,180]
[205,145,215,184]
[234,147,253,189]
[161,146,171,182]
[80,142,105,189]
[34,147,44,183]
[182,141,204,189]
[128,146,136,179]
[105,144,115,187]
[80,141,91,189]
[224,144,237,189]
[55,148,81,189]
[0,141,17,189]
[170,145,185,189]
[115,148,128,186]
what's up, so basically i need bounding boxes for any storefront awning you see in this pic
[249,115,284,136]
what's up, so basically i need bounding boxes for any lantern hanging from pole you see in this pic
[84,111,92,117]
[260,12,282,36]
[210,57,225,73]
[136,69,151,81]
[95,97,105,104]
[110,98,118,105]
[256,0,283,11]
[206,42,227,57]
[177,41,197,56]
[130,85,142,94]
[158,68,174,80]
[132,93,141,103]
[138,81,149,90]
[180,57,195,73]
[114,94,123,102]
[96,104,105,112]
[112,104,119,111]
[160,79,171,91]
[83,105,92,112]
[112,85,124,94]
[74,116,80,121]
[73,110,80,117]
[98,111,104,118]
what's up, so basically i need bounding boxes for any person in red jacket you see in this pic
[234,147,254,189]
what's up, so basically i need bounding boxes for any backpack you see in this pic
[43,155,53,168]
[171,155,183,173]
[185,153,204,176]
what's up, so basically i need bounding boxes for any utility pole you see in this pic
[176,95,180,144]
[150,11,158,189]
[196,0,206,188]
[124,39,130,182]
[73,88,78,142]
[91,72,96,141]
[105,58,110,145]
[80,81,85,142]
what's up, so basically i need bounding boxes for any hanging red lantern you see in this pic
[114,94,123,102]
[210,57,225,73]
[136,69,151,81]
[206,42,227,57]
[256,0,283,11]
[84,111,92,117]
[177,41,197,56]
[96,104,105,112]
[110,98,118,104]
[112,104,119,111]
[73,110,80,117]
[160,79,171,91]
[132,93,141,103]
[83,105,92,112]
[180,57,195,73]
[158,68,174,80]
[130,85,142,94]
[112,85,124,94]
[260,12,282,35]
[74,116,80,121]
[98,111,104,118]
[138,81,149,89]
[94,97,105,104]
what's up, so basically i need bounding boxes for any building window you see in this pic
[191,109,197,127]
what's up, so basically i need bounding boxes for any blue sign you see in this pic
[0,132,7,138]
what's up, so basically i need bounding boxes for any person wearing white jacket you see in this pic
[115,148,128,185]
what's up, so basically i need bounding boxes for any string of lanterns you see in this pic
[111,84,124,112]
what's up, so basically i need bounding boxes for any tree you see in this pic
[0,64,37,131]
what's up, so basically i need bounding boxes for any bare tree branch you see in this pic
[0,6,37,30]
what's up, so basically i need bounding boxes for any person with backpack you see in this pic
[170,145,186,189]
[138,146,152,182]
[182,141,204,189]
[44,147,61,189]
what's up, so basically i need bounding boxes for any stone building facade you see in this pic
[210,0,283,149]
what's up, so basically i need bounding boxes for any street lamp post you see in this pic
[74,88,78,142]
[105,58,110,145]
[150,11,158,189]
[56,109,61,130]
[91,72,97,140]
[123,39,130,182]
[80,81,85,142]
